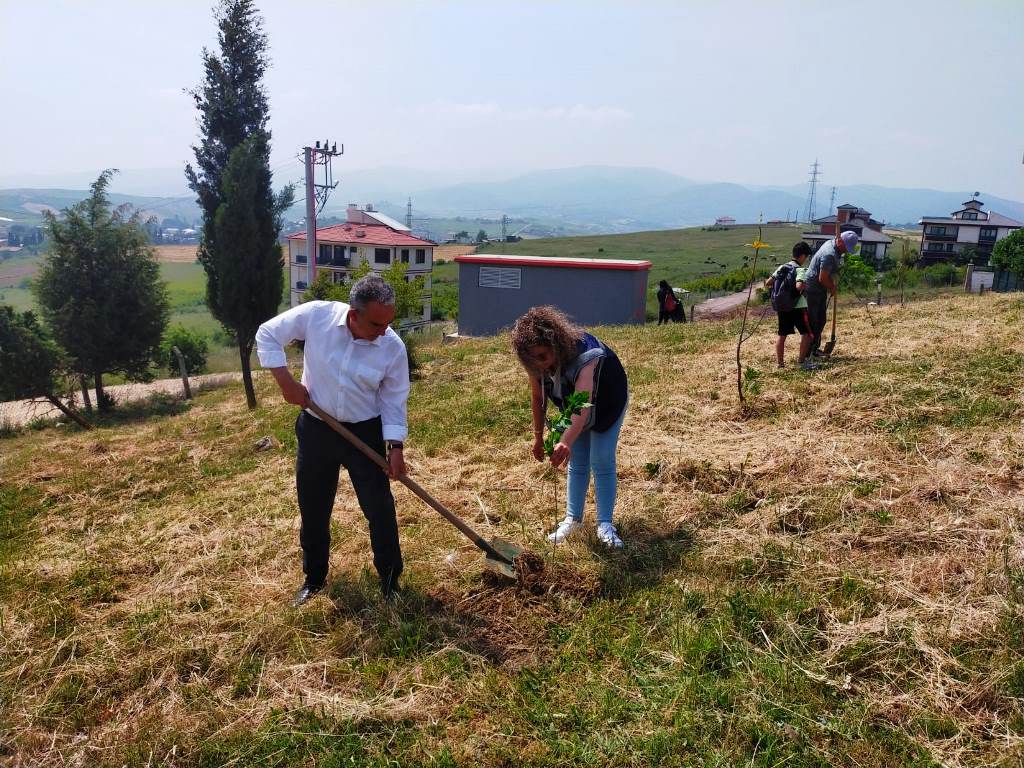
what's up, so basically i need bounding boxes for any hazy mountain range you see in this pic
[2,165,1021,235]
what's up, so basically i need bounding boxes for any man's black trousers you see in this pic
[294,411,402,591]
[805,289,828,353]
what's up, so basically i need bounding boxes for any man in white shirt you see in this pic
[256,274,410,606]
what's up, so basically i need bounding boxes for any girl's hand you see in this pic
[532,436,545,462]
[550,442,570,468]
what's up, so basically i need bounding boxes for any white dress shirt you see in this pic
[255,301,410,441]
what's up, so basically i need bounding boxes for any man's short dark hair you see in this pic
[792,242,812,259]
[349,274,395,309]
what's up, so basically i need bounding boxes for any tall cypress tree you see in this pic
[186,0,293,409]
[34,170,169,410]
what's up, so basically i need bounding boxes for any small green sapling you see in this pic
[544,390,592,456]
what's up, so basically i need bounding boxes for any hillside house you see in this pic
[285,203,435,328]
[918,198,1022,265]
[803,203,892,266]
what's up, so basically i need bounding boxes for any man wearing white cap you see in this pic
[804,231,859,357]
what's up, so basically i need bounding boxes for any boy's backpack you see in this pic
[770,262,800,313]
[664,290,678,312]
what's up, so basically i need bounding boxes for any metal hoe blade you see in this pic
[484,538,524,579]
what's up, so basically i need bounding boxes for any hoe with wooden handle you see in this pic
[306,400,522,579]
[822,208,841,358]
[821,291,838,357]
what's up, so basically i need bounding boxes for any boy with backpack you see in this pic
[765,242,814,371]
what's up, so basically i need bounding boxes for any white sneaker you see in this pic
[547,516,583,543]
[596,522,624,549]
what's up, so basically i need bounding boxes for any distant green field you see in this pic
[433,224,806,316]
[0,286,34,311]
[0,261,293,375]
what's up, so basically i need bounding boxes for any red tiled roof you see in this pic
[286,223,434,247]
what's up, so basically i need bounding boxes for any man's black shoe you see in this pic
[381,580,403,602]
[291,582,324,608]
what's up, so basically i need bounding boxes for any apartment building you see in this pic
[285,204,434,328]
[918,198,1022,265]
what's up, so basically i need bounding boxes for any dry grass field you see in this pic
[154,245,199,263]
[433,244,477,261]
[2,292,1023,766]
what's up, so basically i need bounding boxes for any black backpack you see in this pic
[770,262,800,313]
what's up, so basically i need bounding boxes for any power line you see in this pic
[804,159,821,222]
[303,140,343,285]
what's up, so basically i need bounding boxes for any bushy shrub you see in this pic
[160,325,209,376]
[842,252,876,292]
[921,262,964,287]
[431,285,459,320]
[683,266,769,294]
[992,229,1024,275]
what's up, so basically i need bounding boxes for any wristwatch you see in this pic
[386,441,404,452]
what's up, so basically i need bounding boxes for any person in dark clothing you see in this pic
[805,231,859,355]
[511,306,630,548]
[656,280,673,325]
[657,280,684,324]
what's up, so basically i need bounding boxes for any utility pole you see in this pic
[501,213,508,243]
[804,159,821,223]
[302,139,343,284]
[406,197,413,229]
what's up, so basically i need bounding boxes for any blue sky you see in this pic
[2,0,1022,197]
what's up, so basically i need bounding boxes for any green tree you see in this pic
[209,138,293,407]
[301,262,425,326]
[893,240,918,305]
[186,0,293,409]
[841,251,876,292]
[160,325,209,376]
[475,229,488,243]
[957,244,981,266]
[34,170,169,410]
[0,306,91,429]
[992,229,1024,275]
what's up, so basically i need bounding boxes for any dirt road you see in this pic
[692,287,756,320]
[0,372,242,428]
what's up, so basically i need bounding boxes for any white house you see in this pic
[286,204,435,328]
[918,198,1022,265]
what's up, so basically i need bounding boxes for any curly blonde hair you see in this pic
[510,306,583,373]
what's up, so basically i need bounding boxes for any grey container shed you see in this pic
[454,254,652,336]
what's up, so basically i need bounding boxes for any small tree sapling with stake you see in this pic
[736,218,771,404]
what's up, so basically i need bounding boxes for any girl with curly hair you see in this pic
[510,306,630,548]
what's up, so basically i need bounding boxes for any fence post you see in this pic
[172,346,192,400]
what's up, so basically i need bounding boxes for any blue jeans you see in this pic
[566,402,627,525]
